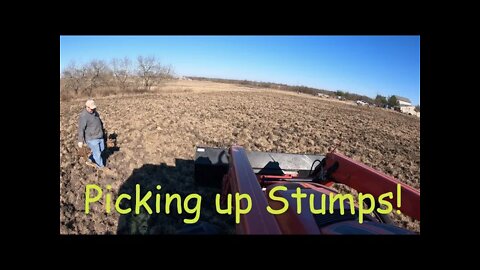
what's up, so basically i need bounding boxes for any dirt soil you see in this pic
[60,80,420,234]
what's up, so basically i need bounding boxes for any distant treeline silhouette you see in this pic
[188,76,419,108]
[60,57,407,107]
[187,76,378,104]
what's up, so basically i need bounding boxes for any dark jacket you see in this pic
[78,109,104,142]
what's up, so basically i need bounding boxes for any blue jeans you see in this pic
[87,138,105,167]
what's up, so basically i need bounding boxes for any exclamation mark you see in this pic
[396,183,401,214]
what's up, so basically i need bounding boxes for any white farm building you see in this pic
[393,95,419,117]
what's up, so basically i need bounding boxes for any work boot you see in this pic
[85,159,97,168]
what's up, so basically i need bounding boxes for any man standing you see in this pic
[78,99,109,170]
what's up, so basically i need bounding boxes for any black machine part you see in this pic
[194,146,325,187]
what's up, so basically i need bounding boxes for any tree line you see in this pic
[60,56,174,100]
[181,76,421,110]
[189,76,383,104]
[374,95,398,108]
[374,95,420,112]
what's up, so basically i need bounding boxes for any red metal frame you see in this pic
[222,146,281,234]
[221,145,421,234]
[324,151,420,220]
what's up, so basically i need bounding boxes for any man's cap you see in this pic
[85,99,97,109]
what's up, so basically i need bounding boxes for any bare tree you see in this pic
[61,55,175,97]
[83,60,109,96]
[111,57,131,91]
[61,61,88,95]
[160,64,175,80]
[90,60,109,87]
[61,61,78,94]
[137,56,160,91]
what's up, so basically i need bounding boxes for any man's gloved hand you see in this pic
[78,142,83,148]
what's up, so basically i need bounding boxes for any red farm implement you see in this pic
[194,145,420,234]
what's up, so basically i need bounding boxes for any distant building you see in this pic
[393,95,412,106]
[393,95,419,117]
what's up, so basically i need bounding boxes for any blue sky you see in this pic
[60,36,420,105]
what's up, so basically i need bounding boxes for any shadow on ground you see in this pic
[103,132,120,165]
[116,159,235,234]
[103,146,120,165]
